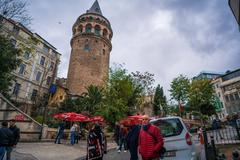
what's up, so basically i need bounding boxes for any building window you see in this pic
[18,64,26,75]
[230,94,234,101]
[40,56,45,66]
[10,39,17,47]
[23,52,30,60]
[225,95,229,102]
[86,24,92,33]
[13,26,19,34]
[43,44,49,53]
[31,89,38,101]
[36,71,42,81]
[84,44,91,52]
[102,49,105,55]
[12,83,21,96]
[234,93,239,100]
[46,76,51,85]
[94,25,101,35]
[50,62,54,71]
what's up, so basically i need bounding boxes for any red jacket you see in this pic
[138,124,164,159]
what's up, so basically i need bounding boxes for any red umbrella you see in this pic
[53,112,77,120]
[90,116,105,123]
[53,112,89,122]
[67,114,90,122]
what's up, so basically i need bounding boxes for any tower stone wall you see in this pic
[67,1,112,95]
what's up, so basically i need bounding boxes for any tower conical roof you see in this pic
[87,0,102,15]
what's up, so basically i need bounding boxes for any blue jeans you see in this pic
[0,147,6,160]
[6,147,13,160]
[55,131,64,144]
[70,132,75,145]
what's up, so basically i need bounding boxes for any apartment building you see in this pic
[0,16,61,114]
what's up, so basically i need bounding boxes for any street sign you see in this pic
[229,0,240,26]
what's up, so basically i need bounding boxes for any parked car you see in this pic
[150,116,202,160]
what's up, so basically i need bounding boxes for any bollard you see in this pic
[203,129,209,160]
[232,150,239,160]
[210,136,217,159]
[236,125,240,140]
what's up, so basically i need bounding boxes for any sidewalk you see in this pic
[9,139,117,160]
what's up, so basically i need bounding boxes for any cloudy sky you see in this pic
[28,0,240,98]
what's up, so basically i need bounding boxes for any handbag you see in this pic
[144,128,166,157]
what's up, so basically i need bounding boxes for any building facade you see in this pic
[193,71,223,80]
[0,16,61,114]
[219,69,240,115]
[67,0,113,95]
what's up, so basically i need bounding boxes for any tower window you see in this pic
[102,49,105,55]
[73,28,76,34]
[103,29,108,38]
[78,25,83,33]
[84,44,91,52]
[94,25,101,35]
[86,24,92,33]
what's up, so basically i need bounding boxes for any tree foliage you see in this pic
[131,71,155,96]
[188,79,215,116]
[0,36,21,94]
[169,75,190,104]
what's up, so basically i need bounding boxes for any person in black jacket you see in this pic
[0,121,14,160]
[6,119,20,160]
[126,125,141,160]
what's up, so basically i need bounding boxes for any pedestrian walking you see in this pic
[114,122,120,148]
[6,119,20,160]
[70,123,77,145]
[117,124,128,153]
[75,124,80,144]
[0,121,14,160]
[138,115,164,160]
[212,116,223,140]
[55,121,65,144]
[126,124,141,160]
[86,124,106,160]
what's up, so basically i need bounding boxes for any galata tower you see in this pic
[67,0,113,95]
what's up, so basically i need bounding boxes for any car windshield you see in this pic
[151,118,184,137]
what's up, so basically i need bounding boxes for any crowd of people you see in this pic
[0,119,20,160]
[53,115,165,160]
[114,115,164,160]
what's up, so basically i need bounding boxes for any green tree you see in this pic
[0,36,21,95]
[96,66,144,125]
[81,85,103,115]
[169,75,190,113]
[188,79,215,116]
[153,85,167,116]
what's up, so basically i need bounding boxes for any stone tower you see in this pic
[67,0,113,95]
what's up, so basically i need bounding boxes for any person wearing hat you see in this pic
[138,115,164,160]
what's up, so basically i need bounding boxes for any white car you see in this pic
[150,116,202,160]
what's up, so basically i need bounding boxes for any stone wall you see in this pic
[0,93,43,141]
